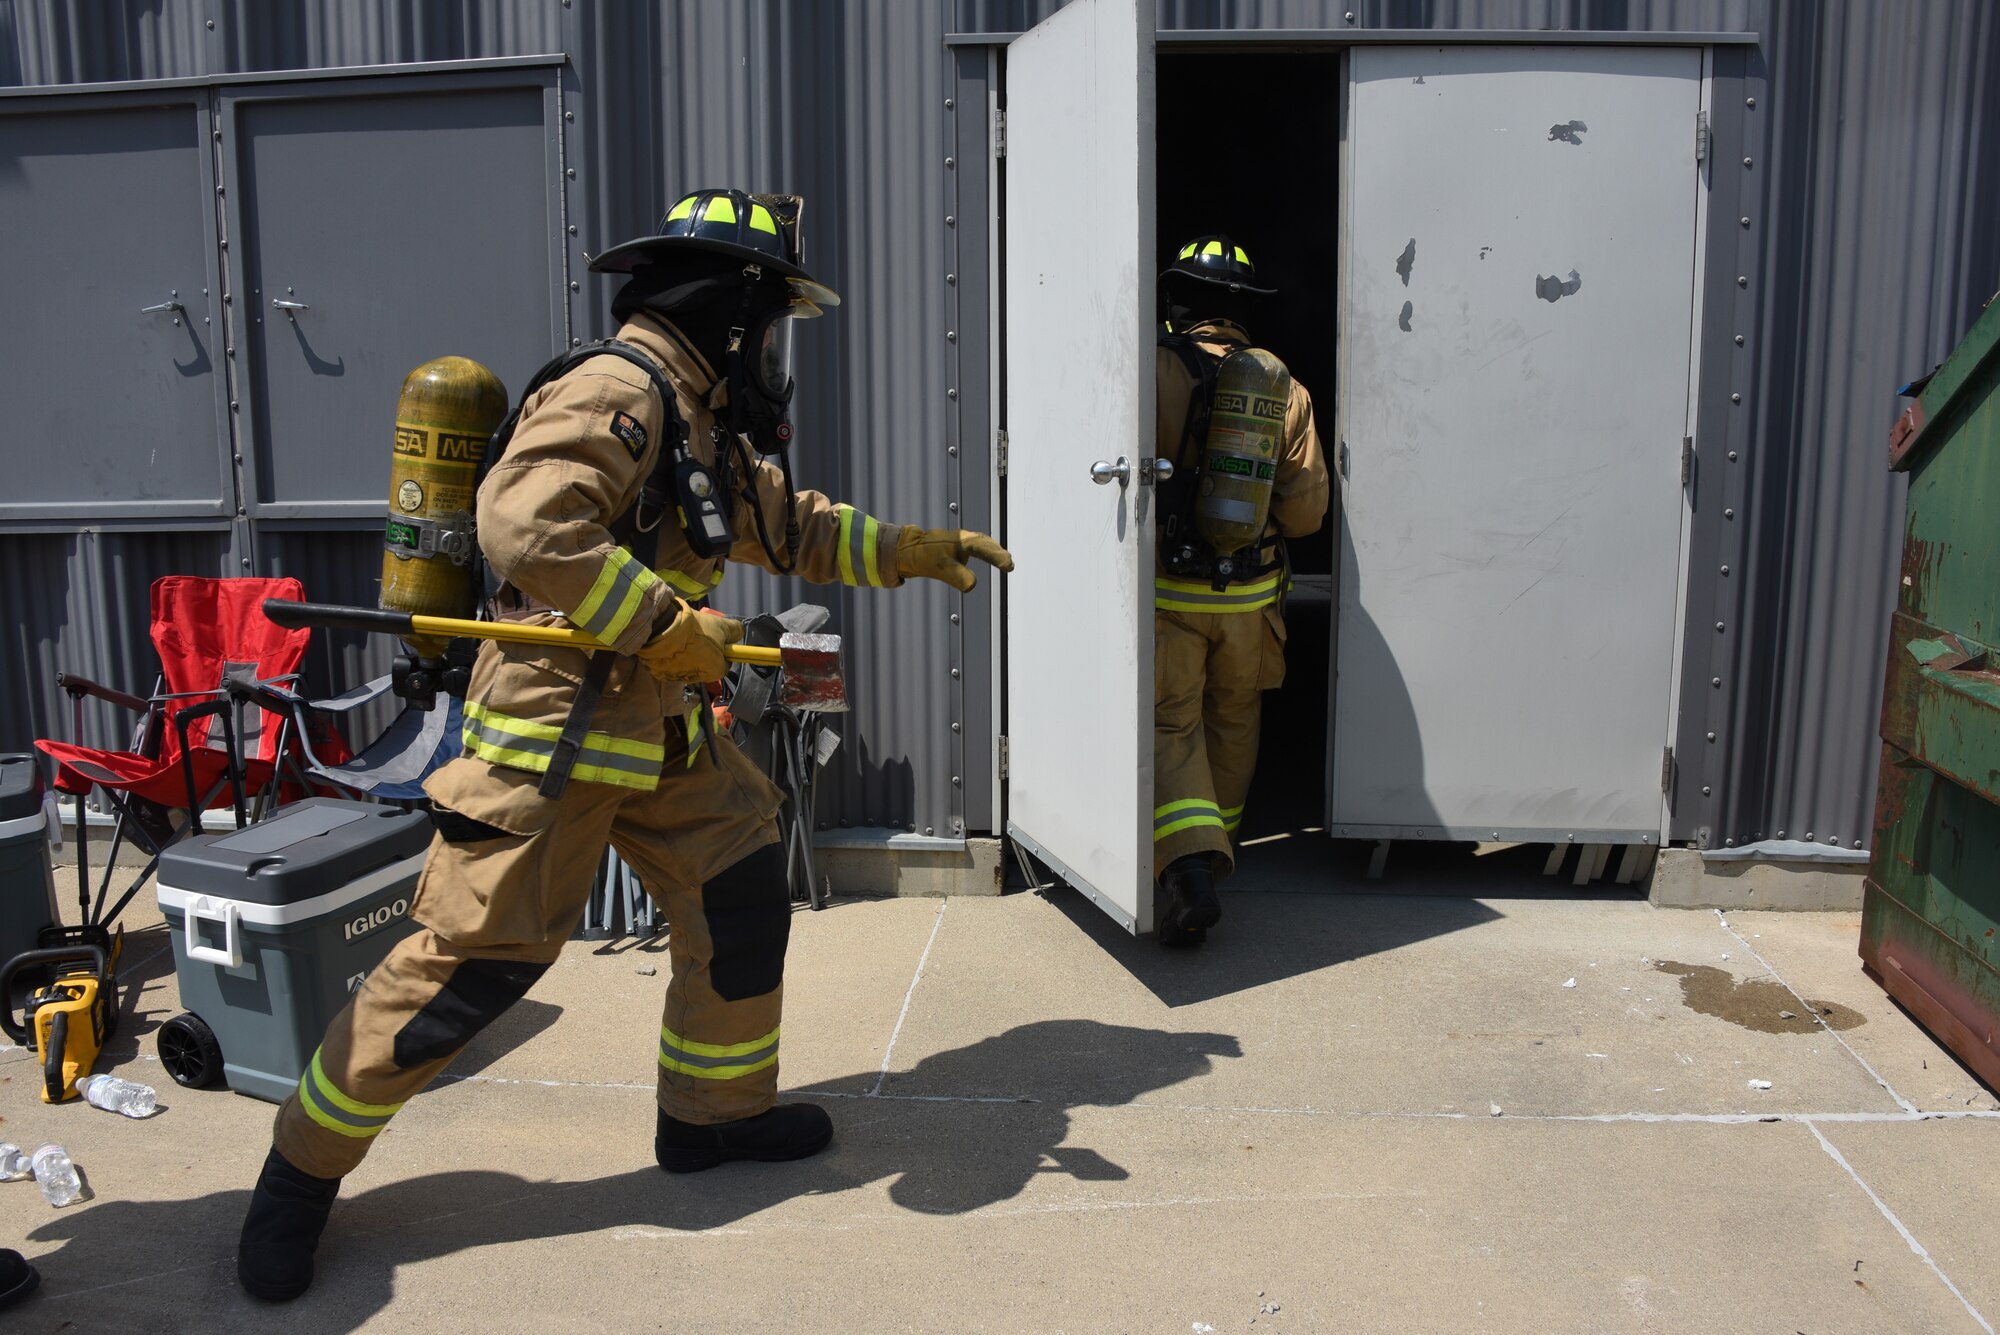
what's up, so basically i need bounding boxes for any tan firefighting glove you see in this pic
[893,528,1015,592]
[638,600,744,684]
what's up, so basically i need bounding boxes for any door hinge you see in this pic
[1681,437,1694,487]
[993,108,1007,159]
[1694,110,1709,163]
[998,735,1010,780]
[1661,745,1676,794]
[997,428,1008,477]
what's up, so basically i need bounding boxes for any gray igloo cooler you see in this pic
[0,753,61,971]
[155,798,432,1102]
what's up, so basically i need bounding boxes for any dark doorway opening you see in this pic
[1155,52,1341,855]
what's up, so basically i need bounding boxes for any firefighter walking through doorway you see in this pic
[1151,236,1329,946]
[236,189,1013,1302]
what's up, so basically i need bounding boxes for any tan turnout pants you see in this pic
[273,724,787,1180]
[1152,606,1288,882]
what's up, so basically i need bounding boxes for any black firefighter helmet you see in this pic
[1162,234,1276,296]
[589,187,841,312]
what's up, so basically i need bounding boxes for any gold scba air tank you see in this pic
[1196,347,1291,554]
[379,357,508,618]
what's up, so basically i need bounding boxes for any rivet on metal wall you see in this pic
[944,98,954,109]
[1715,621,1726,632]
[1730,392,1741,403]
[1745,97,1756,108]
[565,111,574,121]
[206,18,214,28]
[1724,508,1735,519]
[1711,677,1721,687]
[926,827,935,836]
[1702,786,1713,795]
[950,613,960,625]
[240,557,251,567]
[1777,829,1785,838]
[1727,451,1738,461]
[233,453,243,463]
[949,502,960,513]
[948,388,958,399]
[951,776,962,786]
[1742,157,1753,168]
[1344,10,1356,21]
[1734,335,1744,346]
[946,274,957,285]
[945,215,956,226]
[948,446,959,457]
[1805,830,1813,840]
[566,168,576,179]
[1737,275,1748,287]
[1724,837,1735,846]
[570,281,579,291]
[1706,732,1716,742]
[1720,565,1730,575]
[947,331,958,342]
[568,225,577,235]
[945,157,956,169]
[950,668,961,679]
[1739,217,1751,227]
[572,337,582,347]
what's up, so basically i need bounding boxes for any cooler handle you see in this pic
[184,896,244,970]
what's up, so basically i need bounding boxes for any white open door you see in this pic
[1334,45,1702,843]
[1003,0,1158,932]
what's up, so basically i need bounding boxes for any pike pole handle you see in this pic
[261,599,783,667]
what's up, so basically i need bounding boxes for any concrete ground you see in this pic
[4,837,1997,1333]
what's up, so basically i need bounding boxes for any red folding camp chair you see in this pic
[34,576,327,929]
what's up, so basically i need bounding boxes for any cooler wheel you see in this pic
[157,1012,224,1089]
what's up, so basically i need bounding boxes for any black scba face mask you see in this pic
[736,304,798,455]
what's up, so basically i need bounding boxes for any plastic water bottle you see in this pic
[31,1145,83,1207]
[78,1073,158,1119]
[0,1143,31,1181]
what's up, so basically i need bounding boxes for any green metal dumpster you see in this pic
[1863,291,2000,1090]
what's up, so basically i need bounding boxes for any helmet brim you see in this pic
[589,233,842,307]
[1161,264,1277,297]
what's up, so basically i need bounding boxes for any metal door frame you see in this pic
[0,88,235,530]
[215,63,567,536]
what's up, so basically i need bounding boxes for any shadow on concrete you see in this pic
[25,1020,1236,1331]
[1046,882,1504,1009]
[431,997,564,1084]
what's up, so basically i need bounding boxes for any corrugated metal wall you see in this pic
[6,0,1999,853]
[0,0,994,840]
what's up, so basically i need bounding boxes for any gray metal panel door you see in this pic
[0,97,229,524]
[1334,46,1702,842]
[1004,0,1158,932]
[223,73,563,522]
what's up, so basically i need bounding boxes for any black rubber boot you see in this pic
[656,1102,834,1174]
[237,1147,341,1303]
[1158,854,1221,947]
[0,1250,39,1311]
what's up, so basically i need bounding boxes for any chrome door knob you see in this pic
[1090,458,1130,486]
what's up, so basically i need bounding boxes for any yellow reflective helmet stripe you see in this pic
[749,203,779,235]
[1202,240,1224,257]
[666,195,696,222]
[1179,242,1197,259]
[1234,246,1251,265]
[704,194,737,225]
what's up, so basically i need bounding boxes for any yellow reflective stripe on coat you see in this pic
[461,699,665,791]
[1154,797,1225,841]
[659,1023,780,1079]
[570,548,661,645]
[1154,573,1282,614]
[685,708,704,769]
[297,1049,403,1139]
[836,506,886,587]
[1220,804,1245,834]
[659,564,725,601]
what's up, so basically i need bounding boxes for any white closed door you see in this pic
[1334,45,1703,841]
[1003,0,1159,932]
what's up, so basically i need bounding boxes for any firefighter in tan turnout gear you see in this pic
[236,189,1013,1302]
[1151,236,1328,946]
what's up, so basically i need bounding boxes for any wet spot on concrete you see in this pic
[1548,119,1588,145]
[1396,238,1416,287]
[1398,301,1413,332]
[1536,269,1583,303]
[1479,246,1492,261]
[1653,961,1866,1034]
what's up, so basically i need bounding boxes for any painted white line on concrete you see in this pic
[59,1257,229,1298]
[1803,1116,1995,1335]
[805,1088,1042,1105]
[870,897,949,1097]
[1716,908,1919,1114]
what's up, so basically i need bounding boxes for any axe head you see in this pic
[775,632,848,713]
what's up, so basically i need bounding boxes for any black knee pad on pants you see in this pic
[393,958,549,1068]
[701,841,792,1001]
